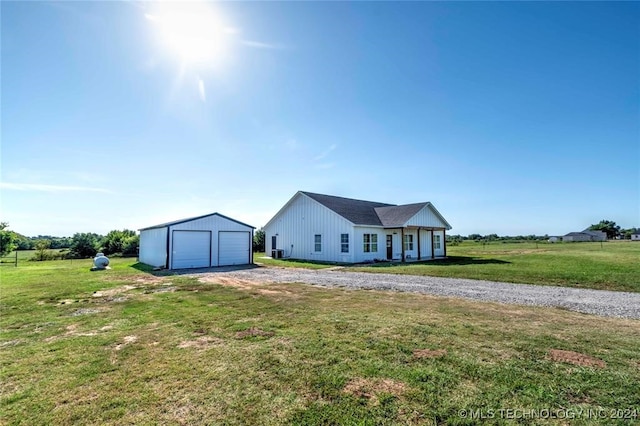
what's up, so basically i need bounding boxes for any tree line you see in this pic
[2,219,636,260]
[446,220,637,243]
[0,223,139,260]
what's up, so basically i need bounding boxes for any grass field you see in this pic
[0,250,69,264]
[259,241,640,293]
[1,258,639,424]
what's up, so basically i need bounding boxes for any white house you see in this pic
[139,213,254,269]
[631,233,640,241]
[562,230,607,242]
[263,191,452,263]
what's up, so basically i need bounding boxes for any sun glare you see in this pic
[146,3,229,67]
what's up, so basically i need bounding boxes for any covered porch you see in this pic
[383,226,448,262]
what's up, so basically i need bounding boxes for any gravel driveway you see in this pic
[186,266,640,319]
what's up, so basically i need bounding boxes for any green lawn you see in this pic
[260,241,640,292]
[1,258,639,424]
[255,254,343,269]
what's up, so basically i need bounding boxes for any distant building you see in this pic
[562,230,607,242]
[631,233,640,241]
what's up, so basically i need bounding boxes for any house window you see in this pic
[341,234,349,253]
[363,233,378,253]
[404,234,414,251]
[434,234,441,249]
[314,234,322,252]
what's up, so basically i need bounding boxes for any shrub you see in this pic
[29,249,69,261]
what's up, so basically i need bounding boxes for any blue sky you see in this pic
[2,1,638,237]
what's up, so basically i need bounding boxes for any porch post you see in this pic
[417,227,421,260]
[431,228,435,259]
[401,228,405,263]
[443,229,447,257]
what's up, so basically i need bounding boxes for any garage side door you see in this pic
[172,231,211,269]
[218,231,250,266]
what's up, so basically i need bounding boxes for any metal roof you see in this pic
[139,212,255,231]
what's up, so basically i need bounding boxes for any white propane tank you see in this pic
[93,253,110,269]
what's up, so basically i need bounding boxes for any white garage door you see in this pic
[218,231,250,266]
[171,231,211,269]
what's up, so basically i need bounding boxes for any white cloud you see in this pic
[0,182,112,193]
[314,144,337,161]
[241,40,287,50]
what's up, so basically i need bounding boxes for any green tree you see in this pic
[588,220,621,239]
[11,232,32,250]
[253,228,265,252]
[102,229,137,255]
[33,239,51,261]
[0,223,18,257]
[121,234,139,257]
[69,233,101,258]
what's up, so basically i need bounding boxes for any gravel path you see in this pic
[187,266,640,319]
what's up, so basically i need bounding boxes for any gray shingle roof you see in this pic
[375,203,428,227]
[301,192,393,226]
[301,192,445,228]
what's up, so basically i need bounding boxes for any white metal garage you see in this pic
[139,213,254,270]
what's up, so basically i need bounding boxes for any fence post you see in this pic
[15,250,18,267]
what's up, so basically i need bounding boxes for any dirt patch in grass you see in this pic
[199,276,260,290]
[44,323,113,342]
[103,275,167,285]
[413,348,447,359]
[0,339,23,348]
[548,349,606,368]
[92,285,136,298]
[199,276,300,299]
[69,308,103,316]
[343,378,408,404]
[145,286,177,294]
[132,276,167,285]
[235,327,275,339]
[254,287,298,297]
[56,299,86,306]
[178,336,224,349]
[114,335,138,351]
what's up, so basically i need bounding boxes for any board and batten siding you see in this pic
[353,226,386,262]
[406,204,449,228]
[264,193,355,262]
[139,227,168,267]
[169,215,252,267]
